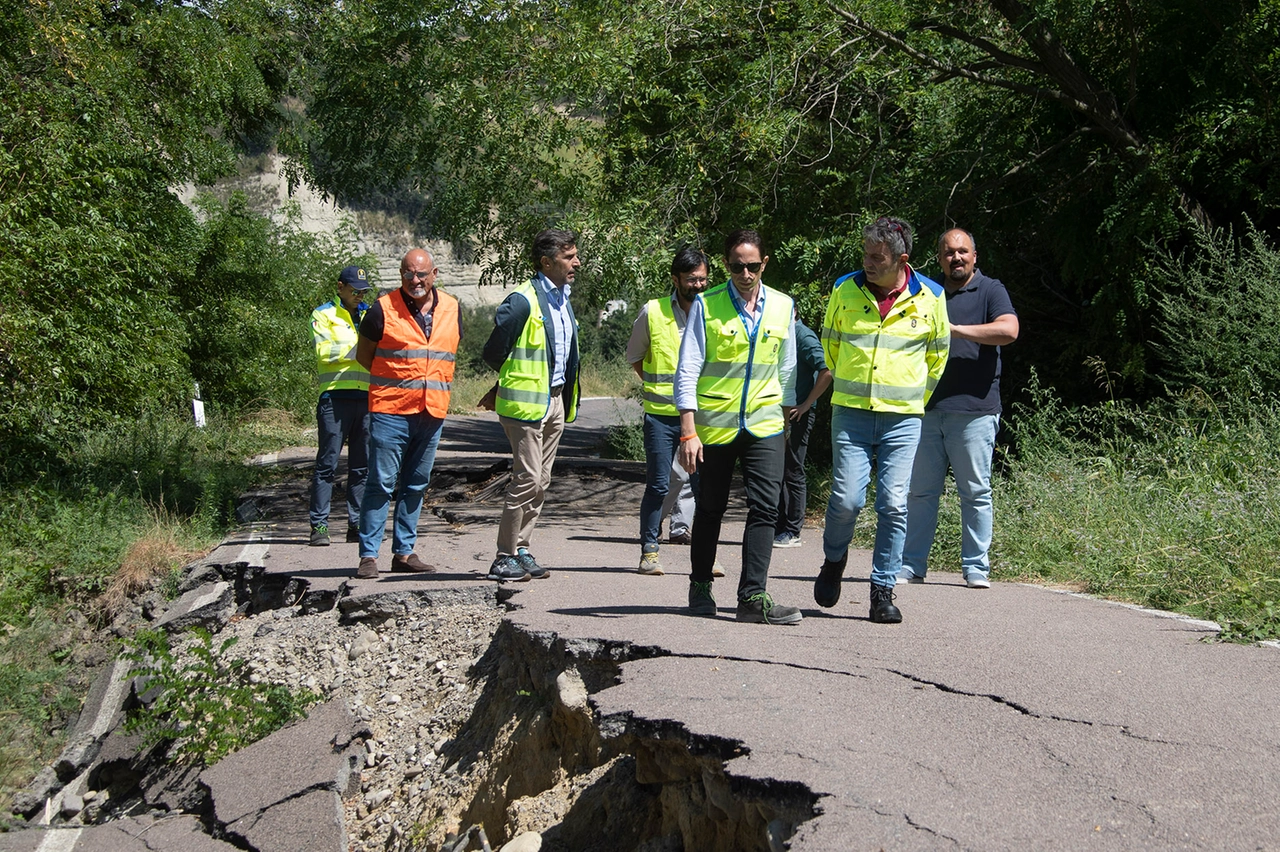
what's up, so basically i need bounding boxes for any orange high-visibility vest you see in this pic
[368,289,460,417]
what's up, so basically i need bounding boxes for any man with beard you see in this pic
[625,245,725,577]
[899,228,1018,589]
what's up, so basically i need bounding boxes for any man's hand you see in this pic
[678,434,703,474]
[787,402,812,422]
[476,384,498,411]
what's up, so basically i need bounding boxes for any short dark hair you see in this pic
[671,245,709,276]
[532,229,577,266]
[863,217,913,258]
[723,229,763,258]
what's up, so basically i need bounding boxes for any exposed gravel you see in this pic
[204,597,505,850]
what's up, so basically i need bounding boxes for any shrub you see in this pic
[123,628,319,766]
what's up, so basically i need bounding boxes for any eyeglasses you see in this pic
[402,269,437,280]
[681,276,709,285]
[727,262,763,274]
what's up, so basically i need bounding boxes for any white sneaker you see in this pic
[965,575,991,589]
[896,572,924,585]
[711,560,726,578]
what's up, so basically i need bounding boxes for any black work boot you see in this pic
[869,582,903,624]
[813,551,849,608]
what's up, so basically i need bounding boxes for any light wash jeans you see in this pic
[901,411,999,582]
[359,411,444,558]
[823,406,922,589]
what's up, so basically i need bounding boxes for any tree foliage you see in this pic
[299,0,1280,402]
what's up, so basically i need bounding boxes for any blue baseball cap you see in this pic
[338,265,372,292]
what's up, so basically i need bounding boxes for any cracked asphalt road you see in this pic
[223,399,1280,850]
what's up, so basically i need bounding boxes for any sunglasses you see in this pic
[727,261,763,274]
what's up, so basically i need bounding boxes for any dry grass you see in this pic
[94,519,204,620]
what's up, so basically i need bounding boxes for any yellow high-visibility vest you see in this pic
[641,296,680,416]
[312,301,369,393]
[694,283,792,444]
[821,268,950,414]
[496,280,580,422]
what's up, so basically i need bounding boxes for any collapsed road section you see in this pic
[5,561,817,852]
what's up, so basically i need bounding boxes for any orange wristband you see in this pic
[679,433,698,442]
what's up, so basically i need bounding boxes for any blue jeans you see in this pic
[309,393,368,529]
[359,411,444,558]
[902,411,999,581]
[639,413,698,550]
[823,406,922,589]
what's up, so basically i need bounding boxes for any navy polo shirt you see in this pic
[928,270,1016,415]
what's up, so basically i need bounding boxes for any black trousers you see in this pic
[776,407,815,537]
[691,430,785,600]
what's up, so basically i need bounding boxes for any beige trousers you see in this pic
[497,395,566,555]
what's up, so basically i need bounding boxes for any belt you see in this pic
[550,384,564,394]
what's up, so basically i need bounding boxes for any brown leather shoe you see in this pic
[391,552,437,574]
[356,557,379,579]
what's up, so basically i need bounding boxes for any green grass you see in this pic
[0,406,310,811]
[805,379,1280,642]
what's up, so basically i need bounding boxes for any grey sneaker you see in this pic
[516,549,550,579]
[638,552,664,575]
[773,532,802,548]
[965,574,991,589]
[736,592,802,625]
[897,571,924,585]
[309,524,330,547]
[688,580,717,617]
[488,555,530,582]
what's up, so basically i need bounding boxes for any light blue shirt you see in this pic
[535,272,573,388]
[674,281,797,413]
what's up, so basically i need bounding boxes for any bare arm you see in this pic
[789,368,833,421]
[950,313,1019,346]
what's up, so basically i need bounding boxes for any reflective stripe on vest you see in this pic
[822,269,949,414]
[368,289,460,417]
[312,302,369,393]
[694,283,792,445]
[641,296,680,416]
[496,280,581,423]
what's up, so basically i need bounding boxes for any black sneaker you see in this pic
[688,580,717,617]
[813,551,848,607]
[309,524,330,547]
[516,550,550,579]
[736,592,802,625]
[346,526,360,543]
[488,555,531,582]
[869,582,903,624]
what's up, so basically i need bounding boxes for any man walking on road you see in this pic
[625,245,722,577]
[309,265,372,547]
[677,229,801,625]
[353,248,461,579]
[773,306,832,549]
[483,229,582,582]
[899,228,1018,589]
[815,217,950,624]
